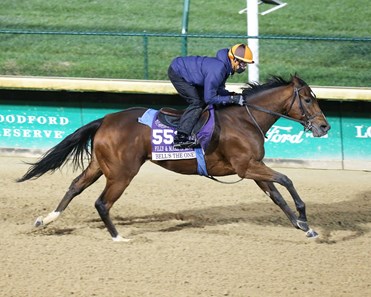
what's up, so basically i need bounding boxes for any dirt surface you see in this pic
[1,156,370,297]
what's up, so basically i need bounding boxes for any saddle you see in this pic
[158,106,210,134]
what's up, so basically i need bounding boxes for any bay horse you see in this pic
[18,75,330,241]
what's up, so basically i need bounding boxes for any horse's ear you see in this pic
[291,73,301,87]
[290,72,300,78]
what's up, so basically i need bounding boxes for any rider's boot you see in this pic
[173,132,199,149]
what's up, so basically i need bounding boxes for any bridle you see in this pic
[244,86,323,139]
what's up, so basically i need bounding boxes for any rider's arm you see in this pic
[203,71,232,105]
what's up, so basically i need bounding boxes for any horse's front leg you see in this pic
[273,174,318,238]
[236,159,318,238]
[255,180,318,238]
[255,181,299,228]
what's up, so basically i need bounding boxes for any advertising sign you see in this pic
[264,116,342,161]
[0,102,79,150]
[0,100,125,150]
[342,116,371,160]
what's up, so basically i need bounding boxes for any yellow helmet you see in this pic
[228,44,254,64]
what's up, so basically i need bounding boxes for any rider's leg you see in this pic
[168,66,204,147]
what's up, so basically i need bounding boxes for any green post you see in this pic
[143,32,149,79]
[181,0,190,56]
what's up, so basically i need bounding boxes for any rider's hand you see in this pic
[229,94,245,106]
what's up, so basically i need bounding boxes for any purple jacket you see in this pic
[169,48,234,105]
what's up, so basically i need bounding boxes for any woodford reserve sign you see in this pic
[0,103,370,170]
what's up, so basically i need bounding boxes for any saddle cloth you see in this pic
[138,106,215,176]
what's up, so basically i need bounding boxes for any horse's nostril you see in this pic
[322,124,331,132]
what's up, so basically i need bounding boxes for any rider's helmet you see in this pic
[228,44,254,73]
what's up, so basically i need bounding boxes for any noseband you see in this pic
[244,86,322,139]
[286,87,323,131]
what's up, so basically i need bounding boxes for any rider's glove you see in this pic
[229,94,245,106]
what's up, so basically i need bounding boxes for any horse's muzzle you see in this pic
[310,121,331,137]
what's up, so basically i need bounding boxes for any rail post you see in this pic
[181,0,190,56]
[143,32,149,79]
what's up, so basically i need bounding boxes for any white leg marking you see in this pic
[112,235,131,242]
[35,211,61,227]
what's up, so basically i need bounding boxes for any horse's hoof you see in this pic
[34,217,44,227]
[112,235,131,242]
[306,229,319,238]
[297,220,309,231]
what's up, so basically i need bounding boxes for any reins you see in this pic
[244,86,322,139]
[204,175,244,184]
[244,103,306,139]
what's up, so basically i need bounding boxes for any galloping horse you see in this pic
[18,75,330,241]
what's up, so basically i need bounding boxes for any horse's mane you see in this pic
[242,75,306,98]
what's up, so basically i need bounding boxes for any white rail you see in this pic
[0,75,370,101]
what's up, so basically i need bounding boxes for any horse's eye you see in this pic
[304,98,312,103]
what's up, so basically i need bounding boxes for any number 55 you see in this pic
[152,129,174,145]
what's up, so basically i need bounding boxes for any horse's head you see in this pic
[286,75,331,137]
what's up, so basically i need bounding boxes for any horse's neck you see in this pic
[248,85,293,132]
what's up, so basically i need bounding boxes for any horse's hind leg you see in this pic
[94,179,130,242]
[34,160,102,227]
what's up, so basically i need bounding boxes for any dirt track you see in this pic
[1,156,370,297]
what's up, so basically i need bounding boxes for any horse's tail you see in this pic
[17,118,103,182]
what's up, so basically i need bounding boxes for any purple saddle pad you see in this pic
[138,106,215,161]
